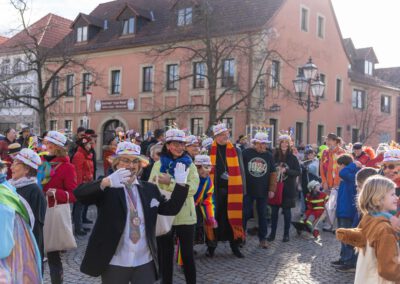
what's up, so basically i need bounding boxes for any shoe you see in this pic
[205,247,215,258]
[331,260,344,267]
[259,240,269,249]
[335,264,356,273]
[282,235,290,242]
[312,230,320,238]
[75,229,87,236]
[232,248,244,258]
[83,219,93,224]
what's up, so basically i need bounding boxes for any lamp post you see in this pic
[292,57,325,144]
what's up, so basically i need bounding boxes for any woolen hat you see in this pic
[186,135,199,146]
[307,180,321,192]
[15,148,42,170]
[353,142,363,150]
[44,131,67,147]
[202,137,213,149]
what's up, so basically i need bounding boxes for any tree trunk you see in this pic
[208,88,217,133]
[38,97,46,134]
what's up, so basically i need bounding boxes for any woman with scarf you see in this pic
[267,133,301,243]
[72,135,94,236]
[149,128,199,284]
[0,158,42,283]
[9,148,46,264]
[37,131,77,284]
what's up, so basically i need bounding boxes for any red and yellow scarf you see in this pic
[209,140,244,241]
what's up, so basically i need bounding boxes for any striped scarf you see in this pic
[210,140,244,241]
[195,176,216,240]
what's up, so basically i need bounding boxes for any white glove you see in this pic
[174,163,190,184]
[109,168,131,188]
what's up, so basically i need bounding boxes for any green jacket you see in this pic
[149,161,199,225]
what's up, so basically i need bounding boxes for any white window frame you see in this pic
[177,7,193,26]
[77,26,88,42]
[123,17,135,35]
[352,89,366,109]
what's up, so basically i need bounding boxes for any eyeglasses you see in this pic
[119,158,140,165]
[383,164,398,170]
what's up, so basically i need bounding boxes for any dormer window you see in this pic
[77,26,88,42]
[177,7,192,26]
[364,61,373,76]
[104,20,108,30]
[122,17,135,35]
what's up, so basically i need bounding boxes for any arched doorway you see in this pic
[102,119,125,147]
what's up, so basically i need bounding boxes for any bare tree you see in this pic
[352,88,391,144]
[147,0,290,132]
[0,0,99,132]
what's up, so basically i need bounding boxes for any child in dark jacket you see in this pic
[332,154,360,272]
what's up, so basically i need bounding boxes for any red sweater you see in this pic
[72,146,94,185]
[42,156,77,207]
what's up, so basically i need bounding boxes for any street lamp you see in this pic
[292,57,325,144]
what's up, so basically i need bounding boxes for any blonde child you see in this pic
[336,176,400,283]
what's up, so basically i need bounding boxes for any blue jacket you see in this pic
[336,163,359,219]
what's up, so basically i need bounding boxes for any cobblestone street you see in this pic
[43,207,354,284]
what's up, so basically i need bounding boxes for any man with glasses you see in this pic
[242,132,277,249]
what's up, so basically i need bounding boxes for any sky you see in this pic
[0,0,399,68]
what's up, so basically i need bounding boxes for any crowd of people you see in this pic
[1,123,400,283]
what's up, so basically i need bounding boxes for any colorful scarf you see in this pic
[160,154,192,177]
[210,141,244,240]
[0,183,30,224]
[9,177,38,189]
[195,176,216,240]
[37,159,60,189]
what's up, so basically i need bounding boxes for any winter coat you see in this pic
[149,161,199,225]
[354,152,370,166]
[320,146,346,188]
[41,156,77,207]
[0,138,13,179]
[336,214,400,284]
[72,146,94,185]
[336,163,359,219]
[276,152,301,208]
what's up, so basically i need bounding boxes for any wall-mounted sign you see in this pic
[94,99,135,111]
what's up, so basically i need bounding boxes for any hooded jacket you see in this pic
[336,214,400,284]
[336,163,359,219]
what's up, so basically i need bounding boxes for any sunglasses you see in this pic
[383,164,399,170]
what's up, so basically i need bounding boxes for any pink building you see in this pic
[47,0,398,154]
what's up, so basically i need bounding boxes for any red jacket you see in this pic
[43,156,77,207]
[305,191,328,210]
[0,139,13,179]
[72,146,94,185]
[354,152,370,166]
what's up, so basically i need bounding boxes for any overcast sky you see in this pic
[0,0,399,68]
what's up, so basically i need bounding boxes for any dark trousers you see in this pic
[157,224,196,284]
[82,204,89,221]
[337,217,356,265]
[243,195,268,241]
[101,261,156,284]
[72,201,84,231]
[270,206,292,237]
[47,251,63,284]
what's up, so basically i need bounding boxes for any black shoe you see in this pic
[232,248,244,258]
[83,227,91,232]
[331,260,344,267]
[75,229,87,236]
[335,264,356,273]
[83,219,93,224]
[205,247,215,258]
[282,235,290,242]
[267,234,275,242]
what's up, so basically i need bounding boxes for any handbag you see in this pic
[154,176,175,237]
[268,173,284,206]
[325,188,338,225]
[43,192,77,253]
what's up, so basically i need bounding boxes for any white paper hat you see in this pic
[213,123,229,136]
[251,132,270,144]
[115,142,149,166]
[194,155,212,166]
[44,131,67,147]
[185,135,199,146]
[383,149,400,163]
[165,128,186,142]
[15,148,42,170]
[202,137,213,149]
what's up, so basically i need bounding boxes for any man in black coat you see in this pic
[74,141,189,283]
